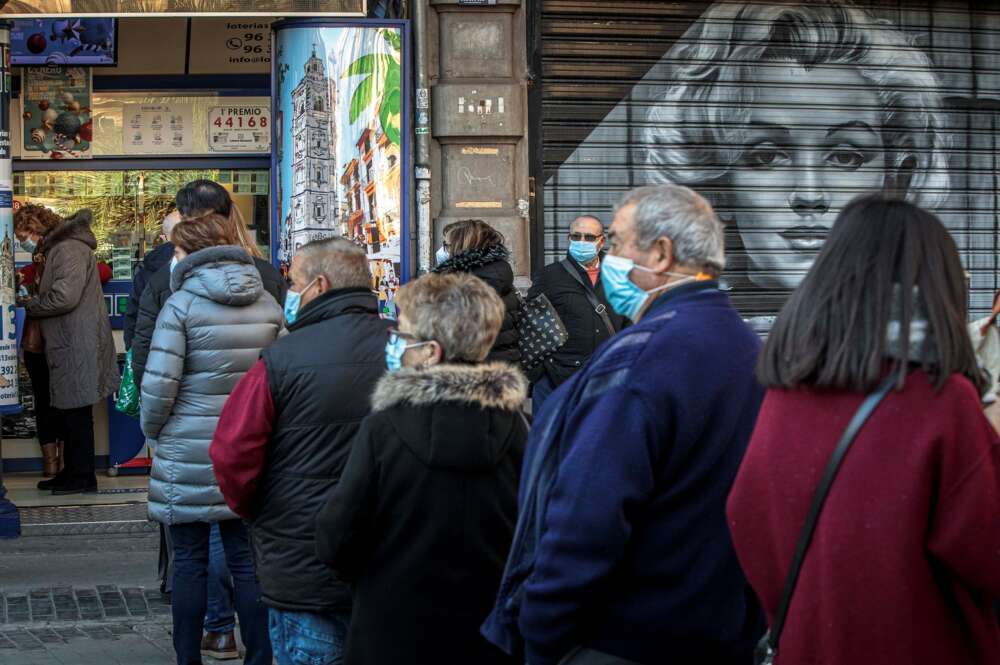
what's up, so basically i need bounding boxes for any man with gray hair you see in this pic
[210,237,390,665]
[484,184,764,665]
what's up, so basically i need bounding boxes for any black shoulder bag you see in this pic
[756,374,897,665]
[559,259,616,337]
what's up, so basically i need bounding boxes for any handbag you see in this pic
[21,318,43,354]
[115,349,141,419]
[755,373,897,665]
[559,259,617,337]
[517,292,569,372]
[969,290,1000,395]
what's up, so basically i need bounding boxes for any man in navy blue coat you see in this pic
[487,185,764,665]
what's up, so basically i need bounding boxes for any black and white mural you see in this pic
[541,0,1000,330]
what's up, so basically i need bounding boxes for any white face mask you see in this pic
[169,257,179,273]
[435,246,450,265]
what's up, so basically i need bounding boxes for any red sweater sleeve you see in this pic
[98,262,112,284]
[210,359,275,520]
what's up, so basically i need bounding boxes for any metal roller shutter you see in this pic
[539,0,1000,329]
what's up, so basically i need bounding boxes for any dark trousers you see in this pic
[53,404,94,479]
[23,351,60,446]
[169,520,271,665]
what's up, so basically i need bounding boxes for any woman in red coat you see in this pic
[727,195,1000,665]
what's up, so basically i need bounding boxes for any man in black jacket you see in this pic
[210,237,390,665]
[528,215,626,408]
[123,210,179,349]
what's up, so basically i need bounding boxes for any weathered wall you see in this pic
[539,0,1000,329]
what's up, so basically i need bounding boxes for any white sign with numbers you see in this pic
[207,105,270,153]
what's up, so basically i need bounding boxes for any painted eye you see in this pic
[745,145,790,168]
[827,150,868,169]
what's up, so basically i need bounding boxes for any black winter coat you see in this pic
[434,245,521,364]
[527,255,626,386]
[316,362,528,665]
[123,241,173,349]
[253,288,390,612]
[132,256,287,390]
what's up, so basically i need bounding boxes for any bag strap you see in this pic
[765,373,897,657]
[559,259,616,337]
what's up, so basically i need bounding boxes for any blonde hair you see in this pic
[395,272,504,363]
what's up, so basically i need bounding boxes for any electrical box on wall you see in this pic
[432,84,522,137]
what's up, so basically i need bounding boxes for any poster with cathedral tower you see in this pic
[273,22,408,314]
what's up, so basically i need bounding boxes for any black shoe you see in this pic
[37,470,70,491]
[51,475,98,496]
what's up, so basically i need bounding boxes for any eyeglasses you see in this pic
[569,232,603,242]
[387,328,420,345]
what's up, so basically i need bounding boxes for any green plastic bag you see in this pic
[115,349,140,418]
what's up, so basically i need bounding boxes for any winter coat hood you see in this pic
[371,362,527,471]
[170,245,263,306]
[40,210,97,253]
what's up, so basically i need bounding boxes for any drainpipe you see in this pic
[413,0,432,274]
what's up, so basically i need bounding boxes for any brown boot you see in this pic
[57,441,65,473]
[201,631,239,660]
[41,443,60,478]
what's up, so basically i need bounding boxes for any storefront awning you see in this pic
[0,0,366,17]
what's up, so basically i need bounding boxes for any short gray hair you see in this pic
[296,237,371,290]
[395,272,504,363]
[615,184,725,273]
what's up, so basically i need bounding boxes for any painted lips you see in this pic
[780,226,829,251]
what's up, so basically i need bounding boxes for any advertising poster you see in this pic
[273,22,408,314]
[0,27,17,416]
[122,102,194,155]
[21,66,92,160]
[11,18,116,66]
[208,105,270,152]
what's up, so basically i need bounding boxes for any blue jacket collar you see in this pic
[644,280,720,317]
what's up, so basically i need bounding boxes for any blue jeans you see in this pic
[204,523,235,633]
[532,373,556,410]
[170,520,272,665]
[268,609,350,665]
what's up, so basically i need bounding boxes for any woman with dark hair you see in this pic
[727,195,1000,664]
[15,207,119,495]
[433,219,521,364]
[131,179,287,390]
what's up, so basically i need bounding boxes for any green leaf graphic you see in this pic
[349,75,375,125]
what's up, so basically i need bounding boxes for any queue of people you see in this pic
[14,175,998,665]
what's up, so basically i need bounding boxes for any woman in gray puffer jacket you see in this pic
[140,213,282,665]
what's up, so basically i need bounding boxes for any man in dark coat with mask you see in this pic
[211,237,390,665]
[527,215,625,408]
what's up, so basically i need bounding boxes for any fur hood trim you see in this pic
[434,244,509,274]
[40,209,96,253]
[372,362,527,413]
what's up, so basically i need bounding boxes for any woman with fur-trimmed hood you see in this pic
[316,272,527,665]
[433,219,522,364]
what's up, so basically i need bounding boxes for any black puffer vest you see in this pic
[253,287,391,611]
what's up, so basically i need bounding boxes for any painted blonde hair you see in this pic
[641,1,950,210]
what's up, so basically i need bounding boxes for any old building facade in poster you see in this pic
[288,47,339,255]
[538,0,1000,329]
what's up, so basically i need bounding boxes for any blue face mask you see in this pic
[283,278,317,326]
[568,240,599,264]
[19,237,37,254]
[600,254,696,322]
[385,332,432,373]
[435,246,450,266]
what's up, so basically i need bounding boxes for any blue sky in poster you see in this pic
[276,26,400,234]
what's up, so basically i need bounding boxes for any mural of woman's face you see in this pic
[728,63,887,289]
